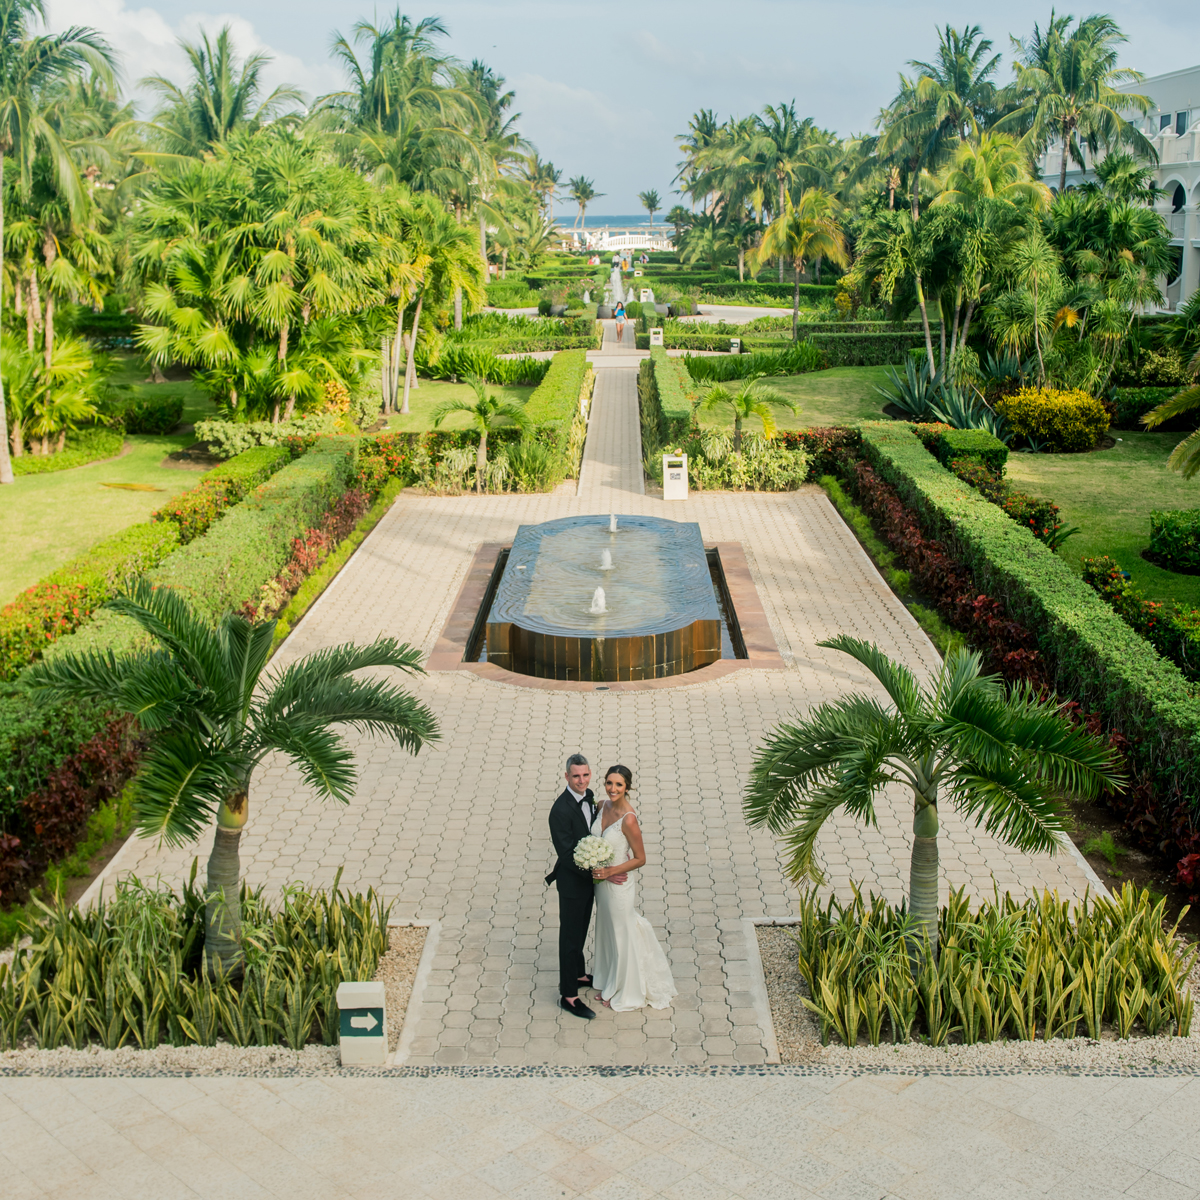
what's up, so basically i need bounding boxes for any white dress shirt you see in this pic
[567,785,593,828]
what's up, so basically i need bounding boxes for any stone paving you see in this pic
[4,1071,1199,1200]
[87,353,1096,1071]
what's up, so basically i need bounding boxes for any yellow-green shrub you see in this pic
[996,386,1109,452]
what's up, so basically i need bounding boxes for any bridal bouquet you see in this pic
[574,835,614,873]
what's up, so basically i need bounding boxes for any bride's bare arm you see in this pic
[594,814,647,882]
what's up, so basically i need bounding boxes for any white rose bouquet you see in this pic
[574,835,614,875]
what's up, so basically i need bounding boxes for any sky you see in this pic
[47,0,1200,216]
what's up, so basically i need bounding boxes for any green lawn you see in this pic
[1006,431,1200,607]
[693,365,891,433]
[383,378,537,433]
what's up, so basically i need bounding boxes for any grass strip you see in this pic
[819,474,962,658]
[271,478,406,650]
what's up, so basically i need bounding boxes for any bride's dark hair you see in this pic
[604,765,633,791]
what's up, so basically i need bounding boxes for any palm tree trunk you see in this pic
[391,299,407,412]
[909,791,940,959]
[777,180,786,282]
[1032,278,1046,384]
[791,259,801,341]
[734,415,742,455]
[205,790,248,977]
[914,273,936,374]
[401,294,424,415]
[43,292,54,372]
[911,165,921,221]
[1058,122,1069,196]
[454,287,462,331]
[476,428,487,493]
[478,206,488,272]
[0,150,12,485]
[738,248,745,283]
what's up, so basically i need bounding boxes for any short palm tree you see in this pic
[744,637,1122,957]
[752,189,849,339]
[699,374,797,454]
[431,375,529,492]
[638,188,661,223]
[567,175,602,229]
[26,581,439,975]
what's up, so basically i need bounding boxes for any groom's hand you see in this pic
[609,872,628,885]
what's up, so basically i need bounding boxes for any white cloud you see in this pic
[44,0,341,112]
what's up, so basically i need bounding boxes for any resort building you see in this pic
[1038,63,1200,311]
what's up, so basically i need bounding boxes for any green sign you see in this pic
[339,1007,384,1037]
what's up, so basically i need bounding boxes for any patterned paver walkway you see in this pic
[87,354,1096,1070]
[5,1070,1198,1200]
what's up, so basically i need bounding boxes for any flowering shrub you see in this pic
[995,386,1109,452]
[194,412,337,459]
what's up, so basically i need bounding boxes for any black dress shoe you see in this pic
[560,996,596,1020]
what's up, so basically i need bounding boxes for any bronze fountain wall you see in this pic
[485,514,722,682]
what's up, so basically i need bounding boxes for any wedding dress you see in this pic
[590,810,677,1012]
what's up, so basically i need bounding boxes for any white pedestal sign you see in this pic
[640,288,652,303]
[649,328,664,346]
[729,338,741,354]
[337,980,388,1065]
[663,453,688,501]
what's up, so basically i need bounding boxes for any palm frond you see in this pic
[818,635,922,715]
[134,732,242,846]
[775,784,852,884]
[221,612,276,719]
[259,721,357,802]
[946,763,1068,856]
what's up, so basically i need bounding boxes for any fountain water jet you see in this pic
[599,550,613,571]
[609,513,617,533]
[590,587,607,614]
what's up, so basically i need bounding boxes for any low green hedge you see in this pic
[1109,386,1197,431]
[524,349,592,460]
[682,343,825,383]
[0,522,181,682]
[810,331,927,367]
[641,349,696,445]
[11,428,124,476]
[856,421,1200,808]
[44,442,356,662]
[1149,510,1200,572]
[151,445,293,543]
[112,393,184,434]
[933,428,1009,474]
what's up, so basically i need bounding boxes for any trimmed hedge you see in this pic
[996,387,1110,452]
[151,445,293,543]
[523,349,592,461]
[1110,386,1198,431]
[809,331,927,367]
[44,442,356,663]
[682,343,825,383]
[0,522,180,682]
[856,420,1200,811]
[933,428,1008,474]
[641,348,696,444]
[112,393,184,434]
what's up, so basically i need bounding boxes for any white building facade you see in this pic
[1038,63,1200,311]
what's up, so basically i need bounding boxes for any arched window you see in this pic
[1173,184,1186,213]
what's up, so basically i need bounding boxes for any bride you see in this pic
[588,765,677,1011]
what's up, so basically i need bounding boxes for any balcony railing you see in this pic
[1167,212,1186,239]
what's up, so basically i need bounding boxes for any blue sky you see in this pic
[50,0,1200,214]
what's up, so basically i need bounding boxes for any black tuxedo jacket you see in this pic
[546,787,597,894]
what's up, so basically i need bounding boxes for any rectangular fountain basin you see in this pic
[485,515,722,681]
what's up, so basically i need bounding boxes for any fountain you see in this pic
[583,290,590,304]
[485,515,722,681]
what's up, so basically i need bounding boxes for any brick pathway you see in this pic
[4,1070,1198,1200]
[97,359,1095,1068]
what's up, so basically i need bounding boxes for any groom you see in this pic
[546,753,625,1020]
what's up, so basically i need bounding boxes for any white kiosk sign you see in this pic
[649,328,664,346]
[663,453,688,501]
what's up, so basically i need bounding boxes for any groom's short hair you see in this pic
[565,753,589,771]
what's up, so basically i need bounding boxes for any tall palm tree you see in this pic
[26,581,439,975]
[0,0,115,485]
[566,175,601,230]
[523,153,561,219]
[698,374,797,454]
[1007,13,1155,194]
[638,188,661,223]
[431,375,528,491]
[141,25,302,159]
[745,637,1121,957]
[753,189,849,339]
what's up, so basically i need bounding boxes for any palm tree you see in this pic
[431,375,528,491]
[0,0,116,485]
[26,581,439,975]
[638,188,661,223]
[698,374,797,454]
[523,153,561,219]
[930,132,1051,210]
[1007,13,1155,195]
[566,175,602,230]
[141,25,302,159]
[665,204,692,248]
[753,189,849,339]
[745,637,1122,957]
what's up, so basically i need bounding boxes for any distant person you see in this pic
[614,302,627,343]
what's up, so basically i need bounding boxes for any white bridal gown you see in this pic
[590,810,677,1011]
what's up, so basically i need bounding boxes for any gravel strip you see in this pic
[756,924,1200,1071]
[0,925,426,1076]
